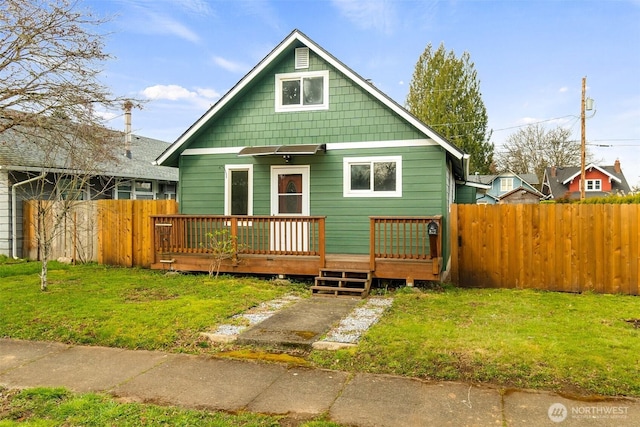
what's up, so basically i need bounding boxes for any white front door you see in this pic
[270,166,310,251]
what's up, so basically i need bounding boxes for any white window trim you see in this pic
[115,180,157,200]
[275,70,329,112]
[586,179,602,192]
[224,164,253,216]
[134,180,156,200]
[500,177,514,192]
[343,156,402,198]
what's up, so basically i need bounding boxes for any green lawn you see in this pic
[1,260,639,398]
[0,260,307,352]
[311,286,640,397]
[0,387,342,427]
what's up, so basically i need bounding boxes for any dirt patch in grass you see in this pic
[624,319,640,329]
[217,349,309,366]
[122,287,179,303]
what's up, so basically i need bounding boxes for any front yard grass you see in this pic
[310,286,640,397]
[0,387,342,426]
[0,262,306,352]
[1,261,638,397]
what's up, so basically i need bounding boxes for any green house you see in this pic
[154,30,469,293]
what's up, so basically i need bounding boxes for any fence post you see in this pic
[450,205,459,284]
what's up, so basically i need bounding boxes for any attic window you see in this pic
[295,47,309,69]
[586,179,601,191]
[500,178,514,192]
[275,70,329,112]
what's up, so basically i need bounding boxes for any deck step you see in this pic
[312,268,373,298]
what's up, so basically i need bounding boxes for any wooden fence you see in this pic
[450,204,640,295]
[23,200,178,267]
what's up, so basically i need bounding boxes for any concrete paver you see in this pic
[247,367,350,415]
[0,344,169,393]
[330,374,503,427]
[0,339,69,372]
[504,389,640,427]
[237,297,361,348]
[114,354,286,411]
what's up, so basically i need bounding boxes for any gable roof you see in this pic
[155,29,468,177]
[499,185,544,200]
[0,121,178,182]
[561,163,621,185]
[542,164,631,199]
[469,171,539,187]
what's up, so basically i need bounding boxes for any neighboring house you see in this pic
[0,116,178,258]
[541,160,631,200]
[469,172,543,204]
[153,29,470,290]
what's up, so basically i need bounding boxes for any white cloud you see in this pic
[141,84,220,109]
[212,56,249,73]
[195,87,221,99]
[331,0,397,34]
[143,84,196,101]
[559,86,569,93]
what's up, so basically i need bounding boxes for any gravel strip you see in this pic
[211,294,302,337]
[205,295,393,346]
[320,297,393,344]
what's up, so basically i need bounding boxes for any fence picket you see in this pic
[454,204,639,295]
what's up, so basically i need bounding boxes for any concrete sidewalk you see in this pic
[1,338,639,426]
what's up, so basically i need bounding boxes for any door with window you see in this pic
[270,166,309,251]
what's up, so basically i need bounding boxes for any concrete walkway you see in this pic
[236,297,361,348]
[1,338,639,426]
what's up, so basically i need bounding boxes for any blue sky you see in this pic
[87,0,640,188]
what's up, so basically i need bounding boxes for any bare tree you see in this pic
[495,124,591,185]
[1,0,129,290]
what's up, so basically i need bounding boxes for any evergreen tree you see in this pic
[406,43,493,174]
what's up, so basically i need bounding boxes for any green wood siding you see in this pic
[188,50,419,150]
[179,145,447,254]
[177,47,451,256]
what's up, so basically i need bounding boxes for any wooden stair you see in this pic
[312,269,372,298]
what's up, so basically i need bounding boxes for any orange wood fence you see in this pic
[98,200,178,267]
[450,204,640,295]
[24,200,178,267]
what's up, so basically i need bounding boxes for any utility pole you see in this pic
[580,77,586,200]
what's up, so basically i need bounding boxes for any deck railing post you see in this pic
[369,217,376,272]
[319,217,326,268]
[230,216,238,264]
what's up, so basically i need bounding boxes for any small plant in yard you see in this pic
[203,229,244,278]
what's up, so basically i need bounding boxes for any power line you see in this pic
[492,115,576,132]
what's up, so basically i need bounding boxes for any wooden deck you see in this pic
[150,215,443,284]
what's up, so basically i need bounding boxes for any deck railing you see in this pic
[152,215,326,261]
[370,216,442,271]
[152,214,441,273]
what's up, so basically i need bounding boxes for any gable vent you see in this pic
[295,47,309,69]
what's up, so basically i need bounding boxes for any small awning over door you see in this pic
[238,144,326,157]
